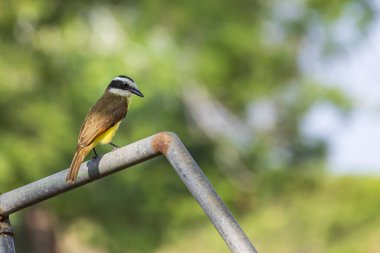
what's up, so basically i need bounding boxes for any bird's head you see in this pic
[107,75,144,97]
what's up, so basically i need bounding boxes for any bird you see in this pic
[66,75,144,183]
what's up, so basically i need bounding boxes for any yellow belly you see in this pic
[93,122,121,146]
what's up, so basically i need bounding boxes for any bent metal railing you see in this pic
[0,132,258,253]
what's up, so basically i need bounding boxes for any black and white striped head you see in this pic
[106,75,144,97]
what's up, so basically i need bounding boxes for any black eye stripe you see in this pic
[107,75,136,91]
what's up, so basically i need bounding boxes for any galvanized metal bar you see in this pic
[156,133,257,253]
[0,217,15,253]
[0,132,257,253]
[0,135,160,216]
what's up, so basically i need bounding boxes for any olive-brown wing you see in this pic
[76,94,128,149]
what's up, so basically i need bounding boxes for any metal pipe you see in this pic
[0,132,257,253]
[0,135,160,216]
[0,217,15,253]
[157,133,258,253]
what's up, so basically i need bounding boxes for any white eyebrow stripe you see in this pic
[113,76,130,82]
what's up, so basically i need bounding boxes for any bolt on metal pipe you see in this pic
[0,132,257,253]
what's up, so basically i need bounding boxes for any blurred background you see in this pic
[0,0,379,252]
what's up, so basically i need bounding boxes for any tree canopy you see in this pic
[0,0,375,252]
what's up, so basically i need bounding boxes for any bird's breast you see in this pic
[94,121,122,145]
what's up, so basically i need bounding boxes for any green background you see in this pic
[0,0,378,252]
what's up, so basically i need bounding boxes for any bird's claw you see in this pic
[110,142,120,151]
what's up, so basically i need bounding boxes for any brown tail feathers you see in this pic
[66,145,93,183]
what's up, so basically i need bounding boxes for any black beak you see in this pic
[130,87,144,97]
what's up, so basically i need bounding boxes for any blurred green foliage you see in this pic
[155,174,380,253]
[0,0,376,252]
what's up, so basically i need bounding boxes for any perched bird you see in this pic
[66,75,144,183]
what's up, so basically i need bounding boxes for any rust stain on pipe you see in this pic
[152,132,173,155]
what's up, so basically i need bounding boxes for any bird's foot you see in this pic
[110,142,120,151]
[92,148,99,160]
